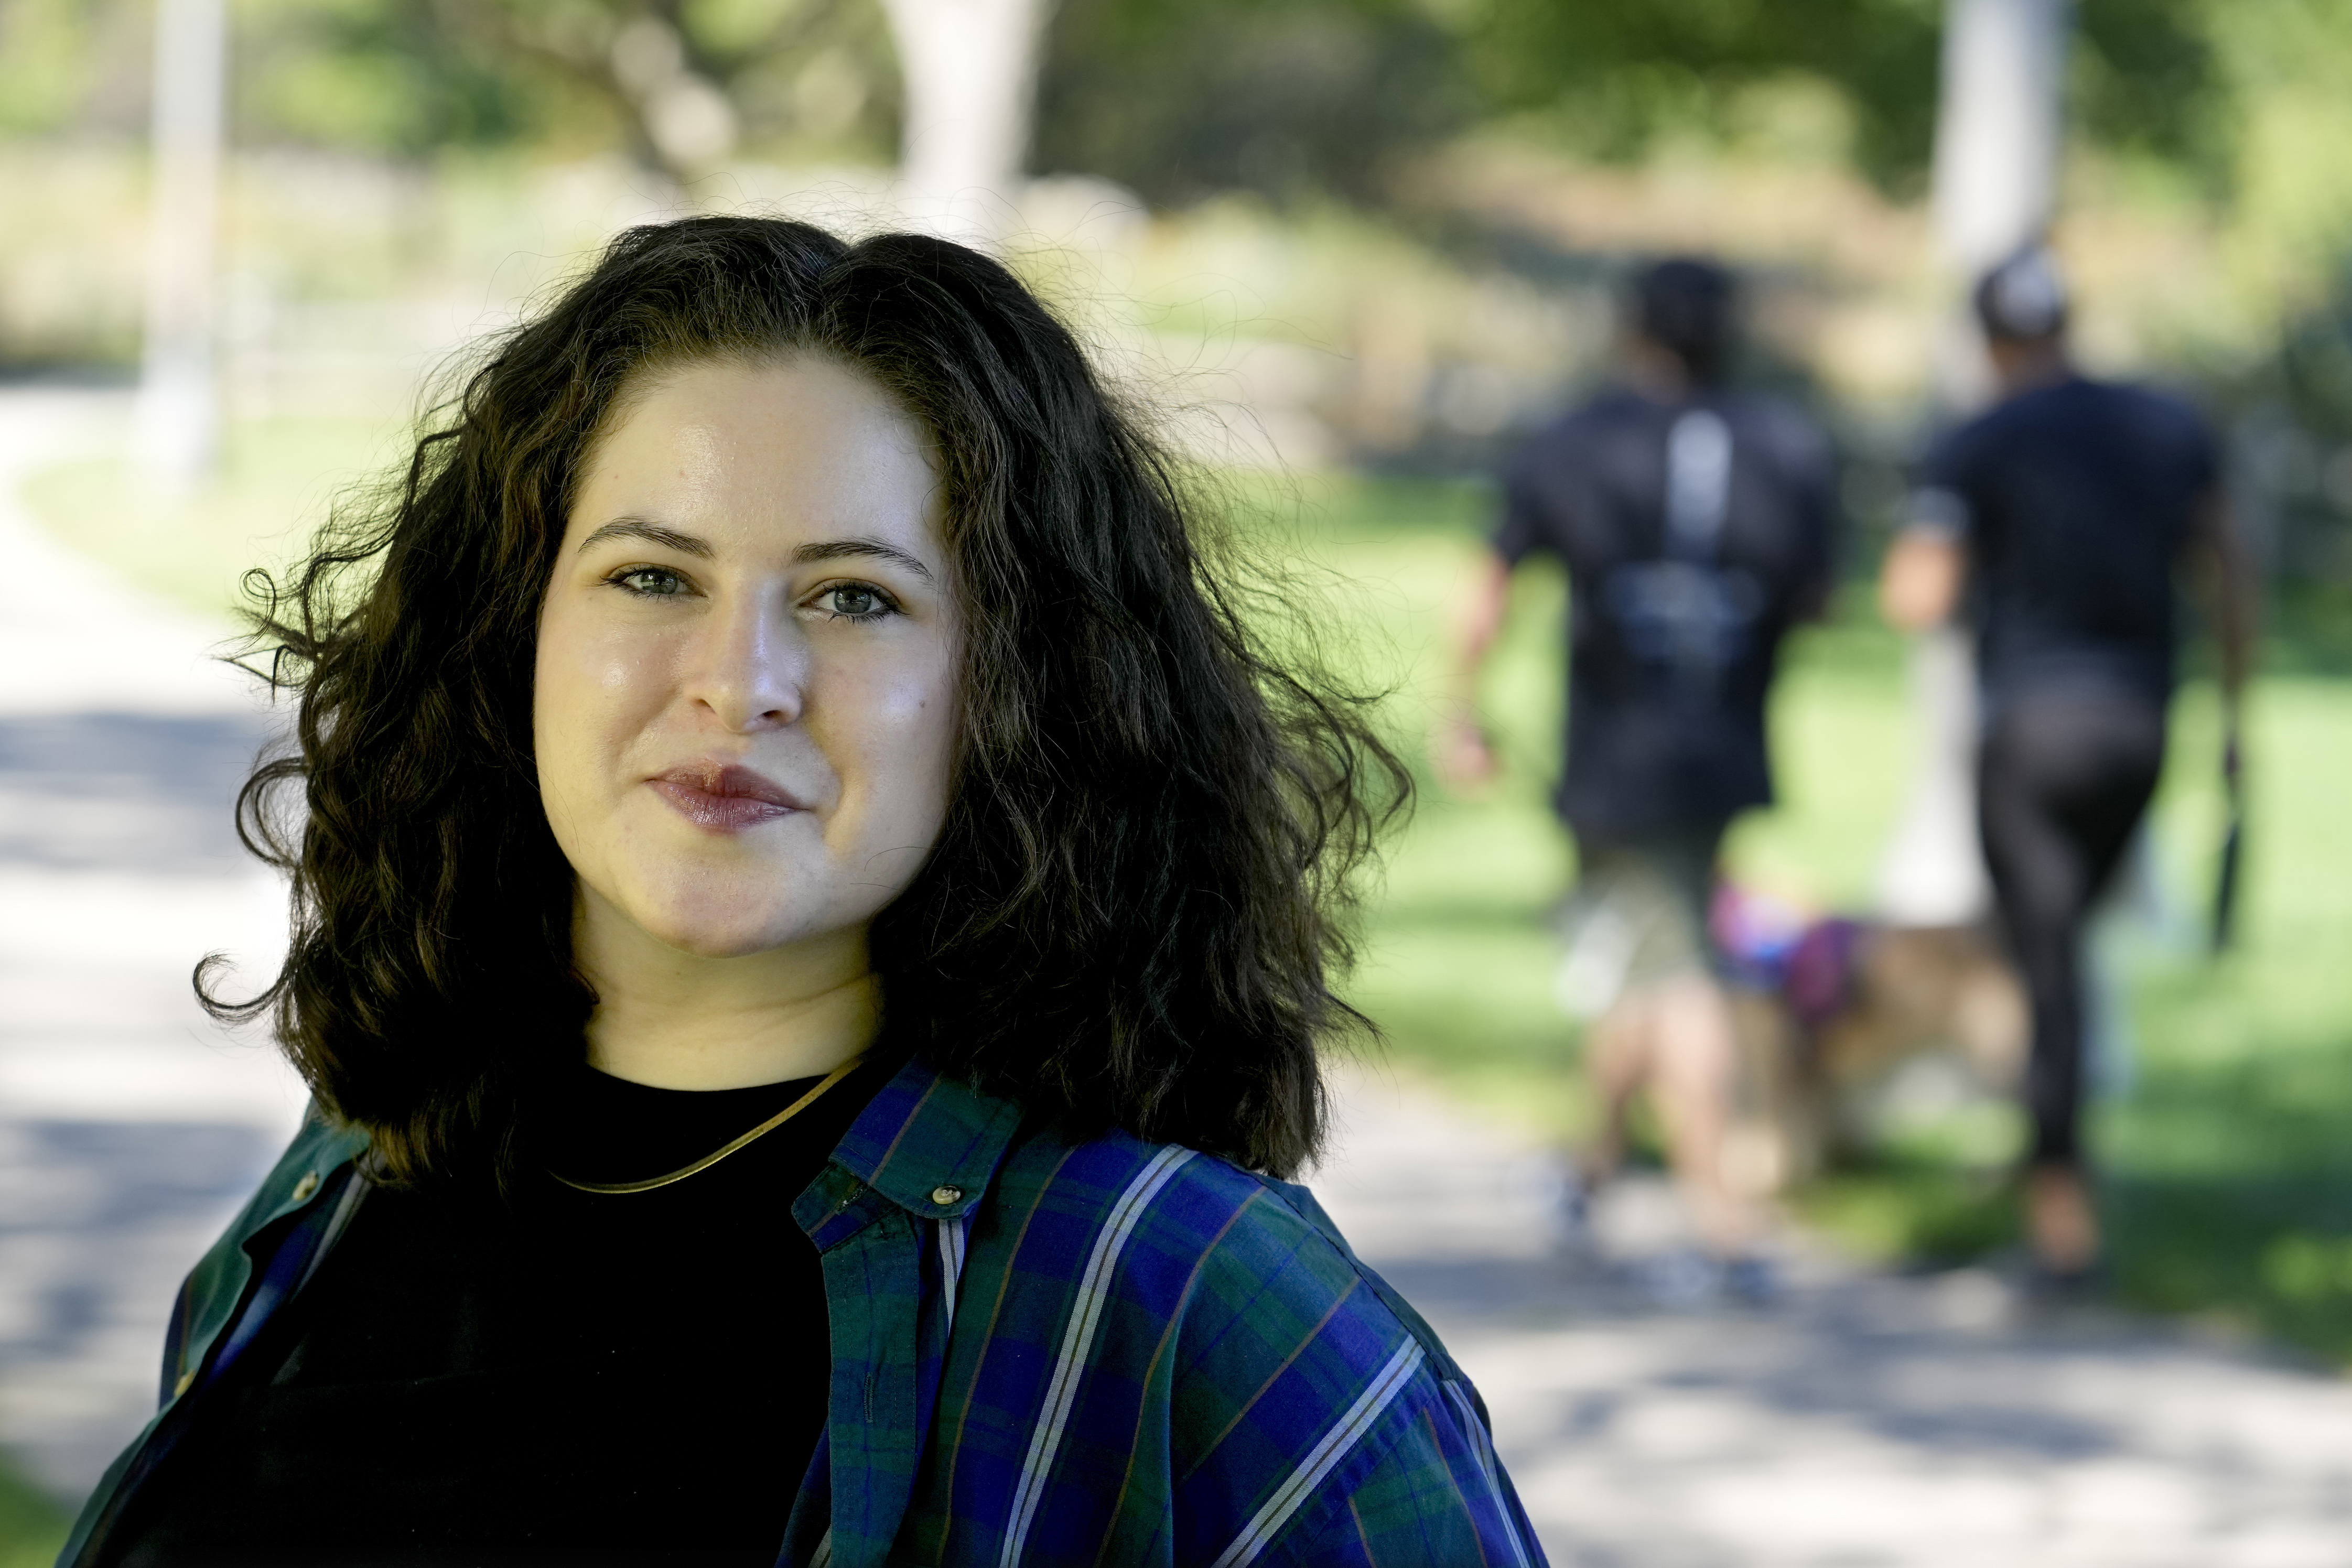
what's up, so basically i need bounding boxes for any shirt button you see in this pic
[930,1185,963,1206]
[173,1371,195,1398]
[291,1172,319,1202]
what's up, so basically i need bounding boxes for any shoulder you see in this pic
[201,1113,370,1276]
[168,1110,370,1394]
[843,1060,1458,1401]
[1509,391,1641,469]
[1977,380,2215,470]
[2104,379,2214,444]
[990,1131,1401,1301]
[1722,394,1833,473]
[945,1118,1541,1563]
[983,1127,1466,1421]
[1930,401,2012,479]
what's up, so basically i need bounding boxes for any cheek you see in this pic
[533,604,673,810]
[824,646,961,821]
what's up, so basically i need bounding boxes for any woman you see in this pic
[62,218,1544,1567]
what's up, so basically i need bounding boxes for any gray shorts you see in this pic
[1551,824,1726,1018]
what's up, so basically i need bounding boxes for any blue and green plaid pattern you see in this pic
[64,1061,1544,1567]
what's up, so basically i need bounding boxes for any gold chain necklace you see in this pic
[550,1056,864,1196]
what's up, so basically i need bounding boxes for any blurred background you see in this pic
[9,0,2352,1563]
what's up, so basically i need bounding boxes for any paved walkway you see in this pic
[5,387,2352,1563]
[1315,1073,2352,1567]
[0,389,307,1497]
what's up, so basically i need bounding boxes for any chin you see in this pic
[625,882,814,960]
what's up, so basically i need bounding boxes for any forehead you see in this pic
[571,356,943,548]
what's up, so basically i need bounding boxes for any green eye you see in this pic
[798,582,897,623]
[614,567,687,597]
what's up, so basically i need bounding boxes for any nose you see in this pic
[684,587,806,732]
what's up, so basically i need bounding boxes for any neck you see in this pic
[1623,336,1694,404]
[574,892,879,1090]
[1992,338,2072,399]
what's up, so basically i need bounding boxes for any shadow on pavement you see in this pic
[1376,1246,2162,1464]
[0,1119,280,1361]
[0,711,278,874]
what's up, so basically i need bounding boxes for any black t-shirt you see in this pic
[1915,375,2218,709]
[1493,386,1835,839]
[105,1058,887,1568]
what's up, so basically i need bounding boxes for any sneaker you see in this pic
[1555,1164,1593,1247]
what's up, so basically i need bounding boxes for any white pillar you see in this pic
[135,0,229,489]
[1932,0,2069,276]
[1876,0,2068,927]
[879,0,1055,246]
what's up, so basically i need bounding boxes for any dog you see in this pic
[1713,888,2026,1192]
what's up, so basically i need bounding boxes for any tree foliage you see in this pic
[235,0,542,154]
[0,0,2290,212]
[1451,0,1947,190]
[1031,0,1467,207]
[1032,0,2234,203]
[401,0,896,177]
[2071,0,2226,181]
[0,0,899,178]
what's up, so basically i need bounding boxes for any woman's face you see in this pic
[534,355,959,960]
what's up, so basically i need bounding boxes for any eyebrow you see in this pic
[575,517,712,558]
[573,522,935,584]
[792,538,937,583]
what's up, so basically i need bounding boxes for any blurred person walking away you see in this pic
[1880,247,2255,1290]
[1438,258,1836,1304]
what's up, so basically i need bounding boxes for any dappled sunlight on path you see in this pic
[0,390,306,1497]
[1312,1065,2352,1567]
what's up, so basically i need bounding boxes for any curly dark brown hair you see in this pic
[204,215,1409,1184]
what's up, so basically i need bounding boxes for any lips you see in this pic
[649,763,807,833]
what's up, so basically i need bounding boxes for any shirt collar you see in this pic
[828,1055,1023,1220]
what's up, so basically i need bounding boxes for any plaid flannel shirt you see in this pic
[62,1057,1545,1568]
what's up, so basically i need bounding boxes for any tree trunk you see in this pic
[1932,0,2069,275]
[136,0,228,489]
[879,0,1056,245]
[1876,0,2070,927]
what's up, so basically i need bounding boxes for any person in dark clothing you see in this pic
[1440,258,1836,1294]
[1880,246,2254,1283]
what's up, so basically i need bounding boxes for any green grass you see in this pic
[28,435,2352,1362]
[21,417,400,621]
[0,1450,70,1568]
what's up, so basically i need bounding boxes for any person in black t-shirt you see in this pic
[1439,258,1836,1297]
[1880,247,2254,1285]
